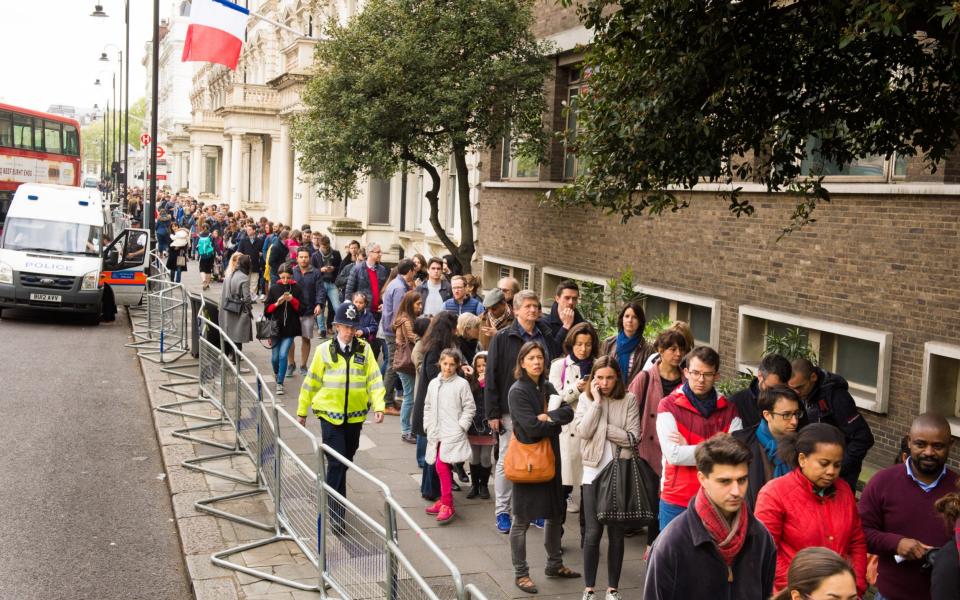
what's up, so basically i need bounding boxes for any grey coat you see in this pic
[219,270,253,344]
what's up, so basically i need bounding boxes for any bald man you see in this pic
[858,413,958,600]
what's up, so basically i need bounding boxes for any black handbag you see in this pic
[256,315,279,340]
[594,432,656,524]
[222,296,246,314]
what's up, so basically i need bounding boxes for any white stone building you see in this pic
[182,0,480,264]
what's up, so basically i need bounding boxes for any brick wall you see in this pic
[476,186,960,466]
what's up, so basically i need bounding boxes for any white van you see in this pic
[0,183,149,322]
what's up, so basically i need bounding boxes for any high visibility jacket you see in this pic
[297,338,386,425]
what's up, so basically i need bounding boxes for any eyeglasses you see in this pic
[498,288,512,294]
[769,409,804,421]
[686,370,717,380]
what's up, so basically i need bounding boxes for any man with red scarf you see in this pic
[644,434,776,600]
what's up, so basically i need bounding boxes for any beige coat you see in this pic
[573,390,640,468]
[548,357,585,486]
[423,374,476,465]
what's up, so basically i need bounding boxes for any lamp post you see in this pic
[91,2,130,202]
[99,44,123,196]
[94,71,117,196]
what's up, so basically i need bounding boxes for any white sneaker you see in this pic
[581,592,595,600]
[605,591,622,600]
[276,383,285,396]
[567,497,579,513]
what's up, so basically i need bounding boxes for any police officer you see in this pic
[297,300,385,532]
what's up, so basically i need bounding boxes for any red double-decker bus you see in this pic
[0,103,82,227]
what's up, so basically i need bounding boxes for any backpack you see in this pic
[197,236,214,257]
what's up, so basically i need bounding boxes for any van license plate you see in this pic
[30,293,62,303]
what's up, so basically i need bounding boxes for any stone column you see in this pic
[189,144,202,196]
[220,137,232,205]
[230,133,243,211]
[277,122,293,225]
[268,134,281,219]
[292,150,309,228]
[250,137,264,205]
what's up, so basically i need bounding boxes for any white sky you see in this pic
[0,0,180,117]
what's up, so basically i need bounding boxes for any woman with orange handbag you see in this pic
[507,341,579,594]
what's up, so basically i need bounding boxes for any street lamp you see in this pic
[99,44,124,195]
[91,2,131,207]
[94,70,117,191]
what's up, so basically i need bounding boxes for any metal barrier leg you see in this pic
[194,487,273,531]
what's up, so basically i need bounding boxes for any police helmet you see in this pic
[334,301,361,328]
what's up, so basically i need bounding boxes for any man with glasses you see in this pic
[733,385,803,510]
[788,357,875,491]
[496,277,520,316]
[656,346,742,530]
[730,354,792,428]
[859,413,957,600]
[479,288,514,350]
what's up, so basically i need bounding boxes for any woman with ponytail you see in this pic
[771,547,858,600]
[754,423,868,597]
[932,482,960,600]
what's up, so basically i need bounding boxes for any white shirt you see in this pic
[423,280,445,316]
[582,439,615,485]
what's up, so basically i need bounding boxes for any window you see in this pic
[369,177,391,224]
[737,306,892,412]
[563,66,587,180]
[204,155,217,194]
[634,284,721,348]
[414,171,424,231]
[799,136,907,181]
[446,156,461,233]
[481,255,532,295]
[0,113,12,147]
[541,267,607,312]
[921,342,960,437]
[43,121,62,154]
[501,129,539,179]
[63,124,79,156]
[13,116,33,150]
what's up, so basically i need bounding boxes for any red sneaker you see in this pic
[436,505,455,525]
[425,500,443,515]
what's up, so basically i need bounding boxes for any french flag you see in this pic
[181,0,249,70]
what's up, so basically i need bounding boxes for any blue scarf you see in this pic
[756,420,791,477]
[569,353,594,380]
[616,330,641,382]
[682,381,718,417]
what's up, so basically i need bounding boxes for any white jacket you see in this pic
[423,374,475,465]
[548,356,584,486]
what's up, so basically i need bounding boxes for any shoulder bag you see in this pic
[391,319,416,375]
[503,391,556,484]
[256,294,285,340]
[594,432,657,524]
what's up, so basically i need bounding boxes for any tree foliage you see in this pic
[553,0,960,234]
[292,0,553,270]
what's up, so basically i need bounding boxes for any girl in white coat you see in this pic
[423,348,476,524]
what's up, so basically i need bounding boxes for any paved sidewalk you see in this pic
[136,264,651,599]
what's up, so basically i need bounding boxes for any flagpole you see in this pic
[247,10,323,40]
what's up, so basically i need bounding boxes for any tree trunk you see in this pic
[451,142,476,274]
[403,151,466,269]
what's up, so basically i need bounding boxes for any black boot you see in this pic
[478,465,491,500]
[466,464,482,499]
[455,462,470,483]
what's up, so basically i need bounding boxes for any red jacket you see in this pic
[754,468,868,596]
[656,387,739,507]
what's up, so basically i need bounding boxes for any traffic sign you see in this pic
[156,146,166,159]
[140,133,151,145]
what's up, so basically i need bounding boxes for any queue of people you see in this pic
[148,205,958,600]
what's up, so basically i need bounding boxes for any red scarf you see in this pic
[694,486,749,569]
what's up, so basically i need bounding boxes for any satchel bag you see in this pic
[594,432,656,524]
[256,315,279,340]
[503,393,556,484]
[391,321,416,375]
[176,254,187,268]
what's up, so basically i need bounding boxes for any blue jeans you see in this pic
[271,336,295,384]
[398,372,414,435]
[379,338,389,377]
[321,282,340,332]
[170,268,182,283]
[659,499,686,531]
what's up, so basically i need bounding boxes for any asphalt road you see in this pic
[0,307,192,600]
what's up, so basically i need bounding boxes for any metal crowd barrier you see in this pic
[126,252,188,364]
[139,286,488,599]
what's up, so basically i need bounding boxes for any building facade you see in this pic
[473,1,960,464]
[181,0,476,264]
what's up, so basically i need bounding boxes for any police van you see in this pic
[0,183,150,323]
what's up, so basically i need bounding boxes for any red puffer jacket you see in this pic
[754,468,868,596]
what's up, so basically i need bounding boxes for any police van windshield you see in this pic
[1,217,103,256]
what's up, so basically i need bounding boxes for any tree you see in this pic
[292,0,553,271]
[552,1,960,235]
[80,97,146,177]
